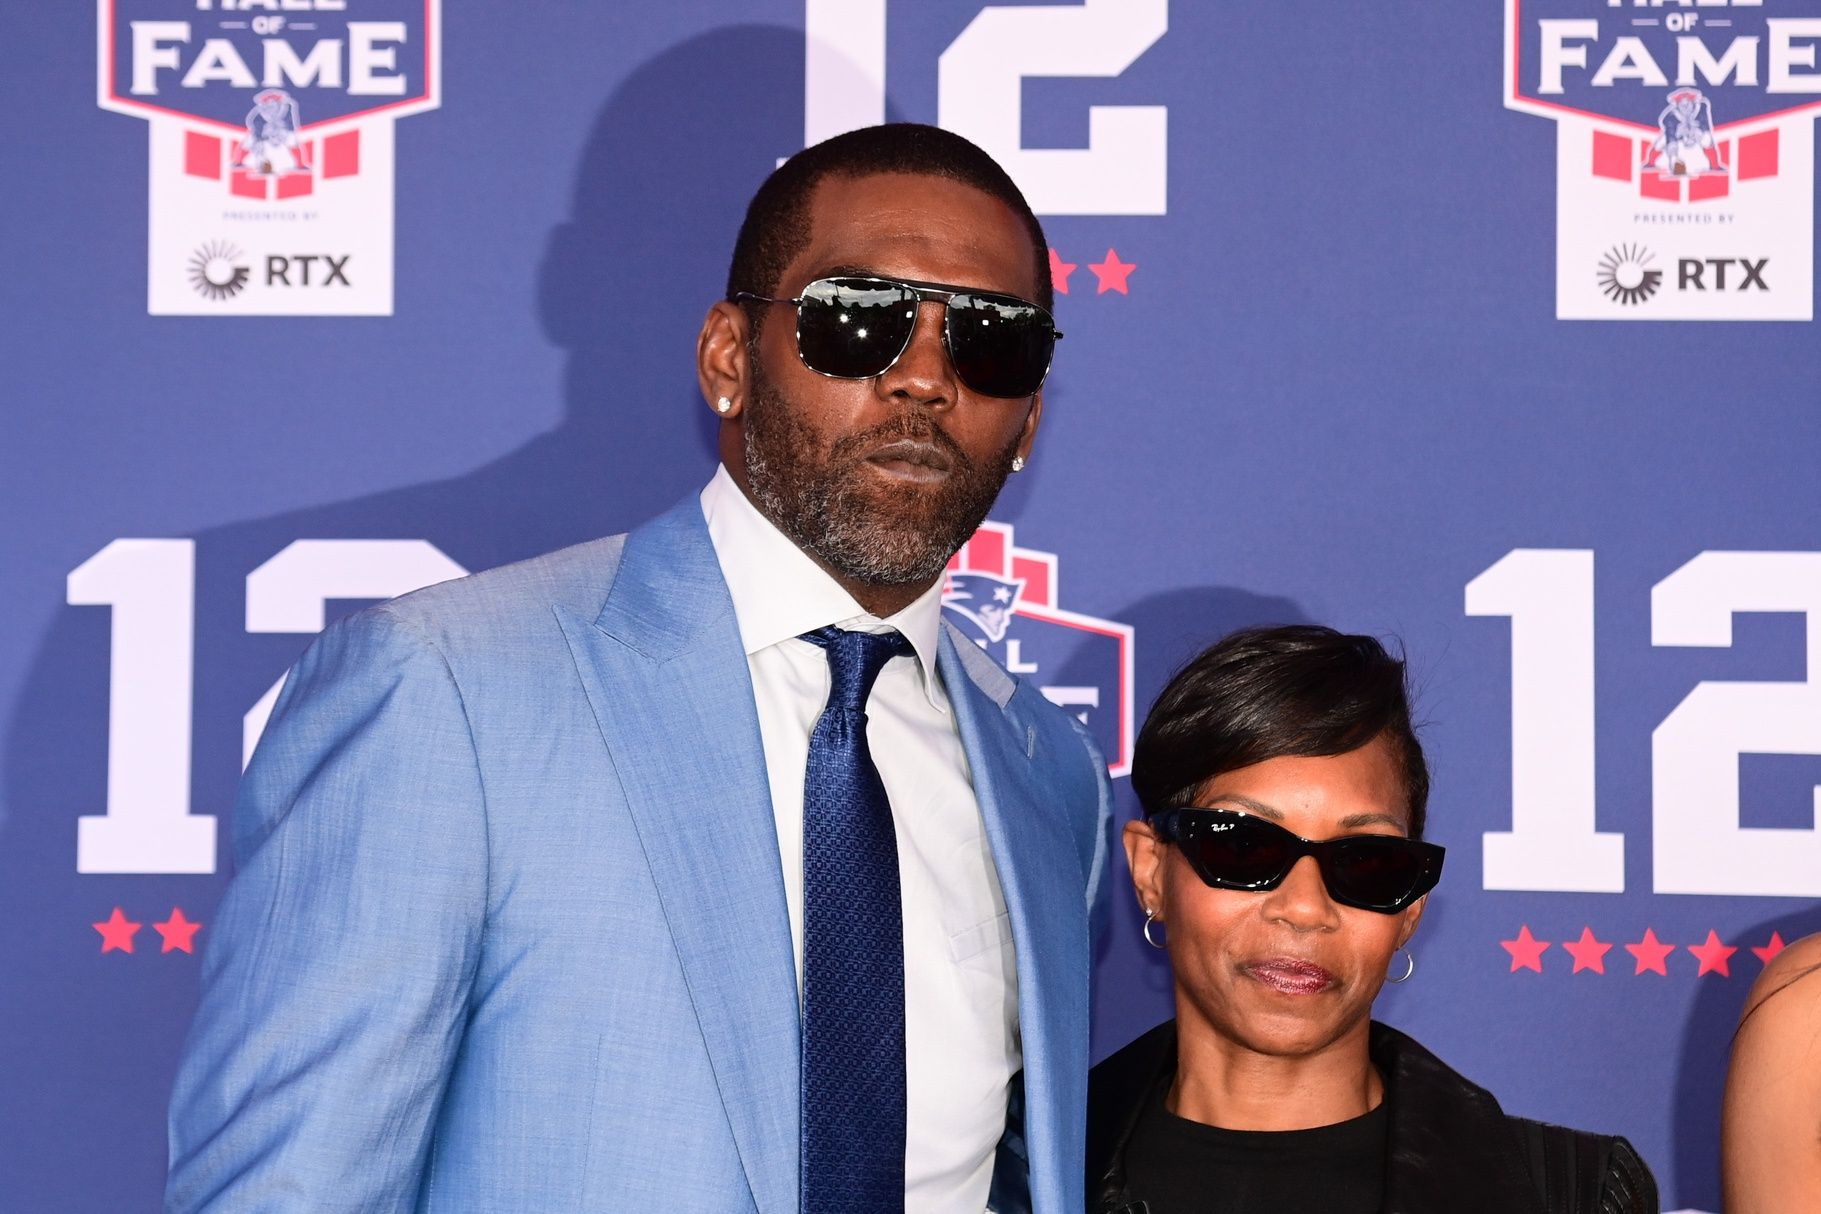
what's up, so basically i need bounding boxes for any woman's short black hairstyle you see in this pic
[724,122,1052,310]
[1131,625,1432,840]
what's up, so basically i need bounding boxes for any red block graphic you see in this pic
[276,173,314,200]
[1011,554,1054,609]
[230,171,267,200]
[1591,130,1632,182]
[323,130,360,179]
[1737,129,1779,180]
[1640,173,1681,202]
[184,131,221,180]
[1688,172,1730,202]
[952,528,1007,579]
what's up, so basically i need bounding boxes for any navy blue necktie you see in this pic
[798,625,914,1214]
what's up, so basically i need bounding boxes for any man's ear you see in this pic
[697,300,750,419]
[1124,817,1168,921]
[1014,390,1043,464]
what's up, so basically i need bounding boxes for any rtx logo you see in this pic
[1678,259,1769,292]
[187,241,249,301]
[265,255,352,288]
[1597,244,1662,306]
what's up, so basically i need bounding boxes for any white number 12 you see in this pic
[804,0,1168,215]
[1468,548,1821,897]
[66,538,466,874]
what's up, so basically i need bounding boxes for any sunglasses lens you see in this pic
[946,294,1055,398]
[1325,838,1432,912]
[795,279,918,378]
[1190,814,1292,890]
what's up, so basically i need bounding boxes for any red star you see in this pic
[1689,929,1738,977]
[1048,247,1077,296]
[1088,248,1136,295]
[1501,925,1550,973]
[93,907,142,954]
[1751,931,1787,965]
[154,907,203,954]
[1562,926,1613,974]
[1625,928,1675,976]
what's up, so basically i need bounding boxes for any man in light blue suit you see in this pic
[168,124,1111,1212]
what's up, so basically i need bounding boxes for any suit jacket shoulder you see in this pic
[361,530,629,649]
[940,616,1113,905]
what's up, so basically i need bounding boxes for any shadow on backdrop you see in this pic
[0,25,835,1210]
[1079,586,1312,1063]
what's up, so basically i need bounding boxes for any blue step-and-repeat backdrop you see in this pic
[4,2,1819,1209]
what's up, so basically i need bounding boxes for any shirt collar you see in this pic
[701,464,947,709]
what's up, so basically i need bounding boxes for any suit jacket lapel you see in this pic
[557,497,799,1214]
[940,622,1089,1214]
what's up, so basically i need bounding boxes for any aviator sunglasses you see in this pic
[733,274,1062,399]
[1151,808,1445,914]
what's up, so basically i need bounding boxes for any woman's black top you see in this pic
[1122,1079,1387,1214]
[1087,1020,1658,1214]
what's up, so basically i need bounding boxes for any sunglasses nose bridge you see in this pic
[1260,852,1344,932]
[873,295,960,405]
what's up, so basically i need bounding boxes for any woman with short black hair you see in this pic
[1089,625,1657,1214]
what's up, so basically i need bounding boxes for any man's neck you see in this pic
[719,462,942,620]
[824,565,933,620]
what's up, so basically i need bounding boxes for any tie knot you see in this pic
[800,626,914,713]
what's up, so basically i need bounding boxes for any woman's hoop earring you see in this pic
[1142,907,1165,950]
[1388,947,1415,984]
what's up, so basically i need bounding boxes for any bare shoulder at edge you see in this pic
[1738,932,1821,1027]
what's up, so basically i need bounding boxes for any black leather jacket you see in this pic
[1087,1020,1657,1214]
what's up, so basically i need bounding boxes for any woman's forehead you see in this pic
[1193,746,1410,835]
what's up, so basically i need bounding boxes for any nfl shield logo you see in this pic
[944,522,1135,777]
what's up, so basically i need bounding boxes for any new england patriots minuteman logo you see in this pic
[1644,88,1726,180]
[943,522,1135,777]
[238,89,308,179]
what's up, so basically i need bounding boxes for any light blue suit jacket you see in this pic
[166,496,1112,1213]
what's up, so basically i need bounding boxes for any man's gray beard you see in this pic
[741,370,1021,589]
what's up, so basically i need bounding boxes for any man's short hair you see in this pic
[1130,625,1432,840]
[725,123,1052,311]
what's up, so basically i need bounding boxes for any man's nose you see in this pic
[873,299,957,408]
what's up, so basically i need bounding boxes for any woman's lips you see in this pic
[1243,957,1336,995]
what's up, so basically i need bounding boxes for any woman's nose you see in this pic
[1261,855,1342,933]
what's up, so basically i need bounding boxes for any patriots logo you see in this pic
[943,522,1135,777]
[943,573,1024,643]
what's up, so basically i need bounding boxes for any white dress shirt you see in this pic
[701,466,1021,1212]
